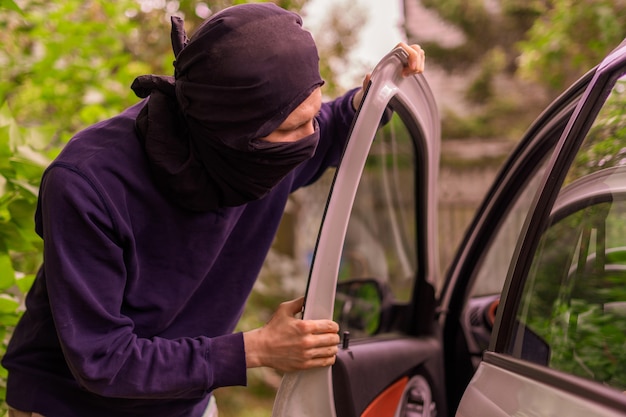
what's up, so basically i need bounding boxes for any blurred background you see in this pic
[0,0,624,415]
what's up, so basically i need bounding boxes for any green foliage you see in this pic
[567,78,626,184]
[0,0,362,145]
[420,0,539,74]
[0,0,21,14]
[0,103,47,409]
[0,0,155,144]
[416,0,545,139]
[546,301,626,390]
[416,0,625,140]
[517,0,626,93]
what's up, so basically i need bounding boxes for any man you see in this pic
[2,3,425,416]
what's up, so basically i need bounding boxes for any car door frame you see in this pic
[272,48,443,417]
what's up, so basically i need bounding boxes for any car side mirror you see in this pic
[334,278,391,337]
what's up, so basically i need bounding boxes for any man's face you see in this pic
[261,87,322,143]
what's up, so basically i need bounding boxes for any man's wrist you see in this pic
[352,89,364,111]
[243,329,262,369]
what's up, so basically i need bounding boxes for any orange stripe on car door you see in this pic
[361,376,409,417]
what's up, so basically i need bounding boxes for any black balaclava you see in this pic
[131,3,324,211]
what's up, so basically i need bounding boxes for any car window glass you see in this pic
[334,112,417,336]
[564,76,626,186]
[468,102,583,298]
[506,74,626,391]
[471,157,550,297]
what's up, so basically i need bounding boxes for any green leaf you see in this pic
[0,126,11,171]
[0,294,19,314]
[0,0,23,14]
[0,104,21,150]
[15,273,36,294]
[0,255,14,290]
[0,312,20,326]
[8,198,37,229]
[8,179,39,199]
[0,176,6,198]
[0,220,36,252]
[14,145,49,169]
[10,147,47,183]
[0,103,14,127]
[19,124,56,153]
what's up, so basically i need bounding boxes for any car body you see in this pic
[272,38,626,417]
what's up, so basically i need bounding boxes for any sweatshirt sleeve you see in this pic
[38,164,246,399]
[290,88,359,190]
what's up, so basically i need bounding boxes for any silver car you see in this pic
[273,38,626,417]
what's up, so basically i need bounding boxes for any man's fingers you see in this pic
[302,332,340,348]
[396,41,425,76]
[414,45,426,72]
[309,345,339,359]
[295,346,338,370]
[295,355,337,370]
[278,296,305,316]
[301,319,339,334]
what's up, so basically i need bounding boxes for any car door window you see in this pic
[466,90,585,299]
[471,158,549,296]
[340,112,417,295]
[334,111,417,336]
[506,74,626,391]
[461,158,550,357]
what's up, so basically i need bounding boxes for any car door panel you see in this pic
[458,359,623,417]
[360,377,408,417]
[332,337,442,417]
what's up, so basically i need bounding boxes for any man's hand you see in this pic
[352,42,426,110]
[243,297,340,372]
[398,41,425,77]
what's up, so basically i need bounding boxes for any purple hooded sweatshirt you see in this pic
[2,91,357,417]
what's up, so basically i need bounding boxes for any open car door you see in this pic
[455,40,626,417]
[272,49,444,417]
